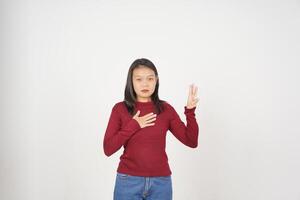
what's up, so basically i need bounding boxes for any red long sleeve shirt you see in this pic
[103,100,199,177]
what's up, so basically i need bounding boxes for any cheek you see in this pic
[132,81,140,90]
[151,82,157,89]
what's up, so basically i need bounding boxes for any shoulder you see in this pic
[161,100,176,112]
[110,101,128,112]
[113,101,124,107]
[112,100,126,108]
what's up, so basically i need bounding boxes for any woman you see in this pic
[103,58,199,200]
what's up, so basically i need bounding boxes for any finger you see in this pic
[188,84,192,97]
[134,110,140,117]
[194,86,198,97]
[142,112,155,118]
[145,114,157,120]
[146,117,156,123]
[144,123,155,127]
[192,84,196,96]
[193,98,200,103]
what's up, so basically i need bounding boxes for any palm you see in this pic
[186,84,199,109]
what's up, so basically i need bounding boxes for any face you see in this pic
[132,66,158,102]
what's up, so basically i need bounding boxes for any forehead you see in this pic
[133,66,155,77]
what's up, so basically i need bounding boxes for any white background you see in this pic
[1,0,300,199]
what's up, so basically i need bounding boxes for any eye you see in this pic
[149,78,154,81]
[136,79,141,81]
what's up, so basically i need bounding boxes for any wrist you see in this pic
[185,105,195,109]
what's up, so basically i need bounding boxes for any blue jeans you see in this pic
[113,172,173,200]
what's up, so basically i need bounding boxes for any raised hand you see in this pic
[133,110,157,128]
[186,83,199,109]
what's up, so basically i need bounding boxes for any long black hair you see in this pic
[124,58,165,116]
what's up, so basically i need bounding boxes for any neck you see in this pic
[136,97,152,103]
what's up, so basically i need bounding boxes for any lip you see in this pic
[141,89,149,92]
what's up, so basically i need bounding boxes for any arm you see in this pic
[103,104,141,156]
[168,105,199,148]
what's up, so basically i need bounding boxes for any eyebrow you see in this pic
[133,75,155,78]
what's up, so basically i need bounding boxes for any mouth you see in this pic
[141,89,149,93]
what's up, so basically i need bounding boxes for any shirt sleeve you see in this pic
[103,104,141,156]
[168,105,199,148]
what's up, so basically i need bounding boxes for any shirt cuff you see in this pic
[184,106,196,115]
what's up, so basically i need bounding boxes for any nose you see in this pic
[141,80,149,86]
